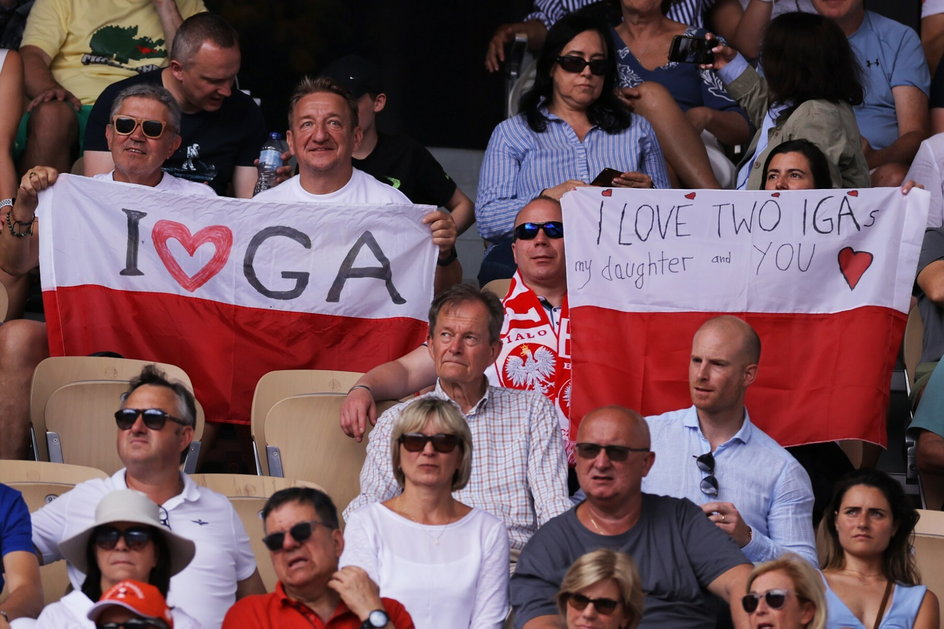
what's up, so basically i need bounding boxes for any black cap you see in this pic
[322,54,383,98]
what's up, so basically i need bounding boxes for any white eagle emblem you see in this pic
[505,344,556,394]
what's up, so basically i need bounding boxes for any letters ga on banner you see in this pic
[39,175,435,424]
[563,186,929,447]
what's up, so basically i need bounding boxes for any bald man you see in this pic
[510,405,751,629]
[643,316,816,564]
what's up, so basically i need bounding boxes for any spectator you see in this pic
[345,283,571,554]
[708,11,869,190]
[476,10,670,282]
[821,469,940,628]
[30,365,264,628]
[742,554,826,629]
[84,12,267,197]
[322,54,475,234]
[0,47,25,319]
[340,397,508,628]
[0,483,42,624]
[17,0,205,174]
[34,489,199,628]
[87,580,176,629]
[763,139,833,191]
[556,549,644,629]
[222,487,414,629]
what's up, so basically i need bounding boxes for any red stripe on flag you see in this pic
[570,307,904,447]
[43,285,428,425]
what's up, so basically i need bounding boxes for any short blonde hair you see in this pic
[390,398,472,491]
[747,554,825,629]
[556,549,644,629]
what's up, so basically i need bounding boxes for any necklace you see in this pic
[389,497,460,545]
[585,506,606,535]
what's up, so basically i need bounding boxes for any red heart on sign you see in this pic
[837,246,873,290]
[602,189,612,197]
[771,192,780,197]
[152,220,233,292]
[847,190,859,197]
[685,192,696,199]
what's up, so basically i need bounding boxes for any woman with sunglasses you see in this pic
[821,469,940,629]
[33,489,200,628]
[741,554,825,629]
[476,10,670,280]
[555,549,644,629]
[340,397,509,628]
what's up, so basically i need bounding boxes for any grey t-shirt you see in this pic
[510,493,748,629]
[917,228,944,364]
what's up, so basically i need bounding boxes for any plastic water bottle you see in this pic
[253,132,284,195]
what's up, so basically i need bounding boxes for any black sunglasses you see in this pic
[555,55,607,76]
[695,452,719,497]
[514,221,564,240]
[98,621,169,629]
[565,592,620,615]
[94,526,154,551]
[262,520,333,551]
[111,116,167,139]
[115,408,188,431]
[399,433,460,453]
[742,589,795,613]
[575,442,648,462]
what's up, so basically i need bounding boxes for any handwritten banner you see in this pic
[39,174,435,424]
[563,187,929,446]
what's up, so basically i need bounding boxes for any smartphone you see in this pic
[668,34,714,65]
[591,168,621,187]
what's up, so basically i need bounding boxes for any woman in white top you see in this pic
[341,397,509,629]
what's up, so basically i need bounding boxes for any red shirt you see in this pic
[222,582,415,629]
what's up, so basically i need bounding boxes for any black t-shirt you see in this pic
[353,132,457,206]
[85,69,268,196]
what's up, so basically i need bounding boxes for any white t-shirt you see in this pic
[252,168,411,205]
[29,589,200,629]
[30,470,257,629]
[339,502,509,629]
[93,171,217,196]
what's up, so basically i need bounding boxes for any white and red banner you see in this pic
[39,175,435,424]
[563,186,929,447]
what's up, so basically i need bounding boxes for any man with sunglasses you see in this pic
[30,365,266,629]
[511,405,752,629]
[642,316,817,564]
[341,197,573,458]
[224,487,413,628]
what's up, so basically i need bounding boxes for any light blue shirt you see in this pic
[475,107,670,243]
[642,405,817,564]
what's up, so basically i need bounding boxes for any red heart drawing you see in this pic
[771,192,780,197]
[152,220,233,292]
[847,190,859,197]
[601,189,612,197]
[837,246,873,290]
[684,192,696,199]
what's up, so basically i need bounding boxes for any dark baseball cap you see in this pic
[322,54,383,98]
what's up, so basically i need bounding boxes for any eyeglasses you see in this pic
[555,55,607,76]
[98,620,169,629]
[695,452,719,497]
[94,526,155,551]
[514,221,564,240]
[115,408,188,431]
[398,433,460,453]
[564,592,620,615]
[111,116,167,139]
[742,589,796,613]
[262,520,334,551]
[575,442,648,462]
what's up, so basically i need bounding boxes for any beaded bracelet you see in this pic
[5,205,34,238]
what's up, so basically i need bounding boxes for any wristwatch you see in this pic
[361,609,389,628]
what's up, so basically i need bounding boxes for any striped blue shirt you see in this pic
[475,108,670,242]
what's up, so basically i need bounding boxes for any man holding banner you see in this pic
[0,83,212,458]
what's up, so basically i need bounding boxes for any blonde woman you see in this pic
[556,549,645,629]
[743,554,825,629]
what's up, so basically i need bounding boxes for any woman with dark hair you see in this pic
[821,469,939,628]
[34,489,199,628]
[340,397,509,628]
[476,10,669,266]
[707,11,869,190]
[556,549,644,629]
[762,139,833,191]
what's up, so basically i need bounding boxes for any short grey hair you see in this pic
[109,84,182,135]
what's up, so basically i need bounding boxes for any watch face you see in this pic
[368,609,389,627]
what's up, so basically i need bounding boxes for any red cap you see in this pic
[87,580,174,628]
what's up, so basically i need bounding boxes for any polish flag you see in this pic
[39,175,435,424]
[563,186,929,447]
